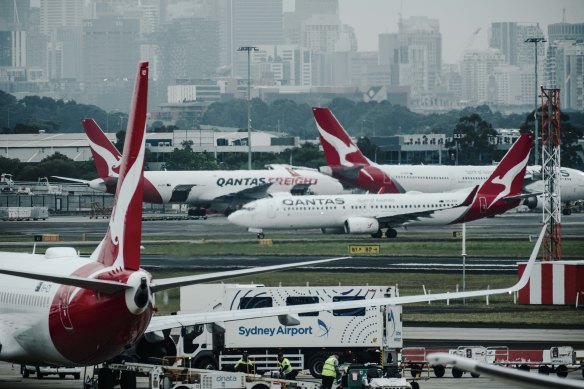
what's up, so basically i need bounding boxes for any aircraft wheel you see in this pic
[556,365,568,378]
[35,366,44,379]
[385,228,397,238]
[59,373,66,379]
[471,372,480,378]
[257,233,265,239]
[563,208,572,216]
[371,230,383,239]
[451,367,463,378]
[20,365,29,378]
[410,382,419,389]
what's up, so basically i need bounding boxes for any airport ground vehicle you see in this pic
[343,364,413,389]
[176,284,403,378]
[21,364,81,379]
[87,362,325,389]
[402,345,584,378]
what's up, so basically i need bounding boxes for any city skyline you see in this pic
[324,0,584,62]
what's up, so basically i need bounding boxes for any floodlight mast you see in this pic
[237,46,258,170]
[524,37,546,165]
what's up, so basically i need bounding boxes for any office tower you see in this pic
[40,0,83,38]
[158,17,219,82]
[0,0,30,31]
[489,22,544,68]
[231,0,283,78]
[460,48,504,104]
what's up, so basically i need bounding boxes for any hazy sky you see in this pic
[291,0,584,64]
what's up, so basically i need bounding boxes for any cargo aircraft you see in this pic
[0,62,546,388]
[228,132,532,238]
[54,120,343,216]
[313,107,584,214]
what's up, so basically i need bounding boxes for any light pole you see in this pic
[238,46,258,170]
[524,37,546,166]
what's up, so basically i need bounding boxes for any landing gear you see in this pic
[371,230,383,238]
[562,208,572,216]
[257,233,265,239]
[385,228,397,238]
[97,368,115,389]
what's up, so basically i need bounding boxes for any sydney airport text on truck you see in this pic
[175,284,403,377]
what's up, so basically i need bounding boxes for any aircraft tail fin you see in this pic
[83,118,123,180]
[456,133,532,224]
[94,62,148,271]
[313,107,371,167]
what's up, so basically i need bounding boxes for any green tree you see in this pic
[164,141,219,170]
[448,114,498,165]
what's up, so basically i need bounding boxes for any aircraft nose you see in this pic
[227,210,244,225]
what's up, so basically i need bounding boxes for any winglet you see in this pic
[94,61,148,271]
[83,118,123,179]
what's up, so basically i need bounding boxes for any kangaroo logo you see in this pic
[487,154,529,209]
[317,319,331,337]
[88,138,121,178]
[317,124,363,167]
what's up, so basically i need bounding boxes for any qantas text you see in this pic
[282,198,345,206]
[216,177,318,187]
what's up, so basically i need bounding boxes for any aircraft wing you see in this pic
[376,186,478,226]
[146,225,544,332]
[150,256,350,293]
[0,268,130,294]
[426,352,584,389]
[51,176,91,185]
[204,183,273,203]
[504,192,543,201]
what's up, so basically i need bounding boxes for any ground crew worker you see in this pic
[277,352,298,380]
[321,354,340,389]
[234,351,254,374]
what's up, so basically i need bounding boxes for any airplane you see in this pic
[0,61,351,370]
[227,131,532,239]
[0,62,547,388]
[313,107,584,215]
[54,120,344,217]
[427,352,584,389]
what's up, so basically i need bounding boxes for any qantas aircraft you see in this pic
[313,107,584,214]
[228,132,532,238]
[54,120,343,216]
[427,353,584,389]
[0,62,547,387]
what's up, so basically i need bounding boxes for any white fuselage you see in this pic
[228,191,471,232]
[149,168,343,203]
[379,165,584,202]
[0,250,89,365]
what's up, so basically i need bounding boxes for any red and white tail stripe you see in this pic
[96,62,149,271]
[83,118,123,179]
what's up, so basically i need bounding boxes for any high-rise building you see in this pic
[460,48,504,104]
[40,0,83,38]
[545,23,584,90]
[489,22,544,68]
[492,65,534,106]
[382,17,441,96]
[231,0,283,78]
[158,17,219,83]
[550,41,584,110]
[548,22,584,43]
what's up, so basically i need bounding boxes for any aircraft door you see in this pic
[479,197,487,213]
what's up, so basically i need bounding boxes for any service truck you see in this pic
[176,284,403,378]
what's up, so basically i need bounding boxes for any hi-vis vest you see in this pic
[322,356,338,377]
[280,357,293,374]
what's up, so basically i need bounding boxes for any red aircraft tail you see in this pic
[459,133,533,223]
[83,118,123,180]
[95,62,148,270]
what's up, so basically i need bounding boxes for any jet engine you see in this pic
[344,217,379,234]
[523,196,538,210]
